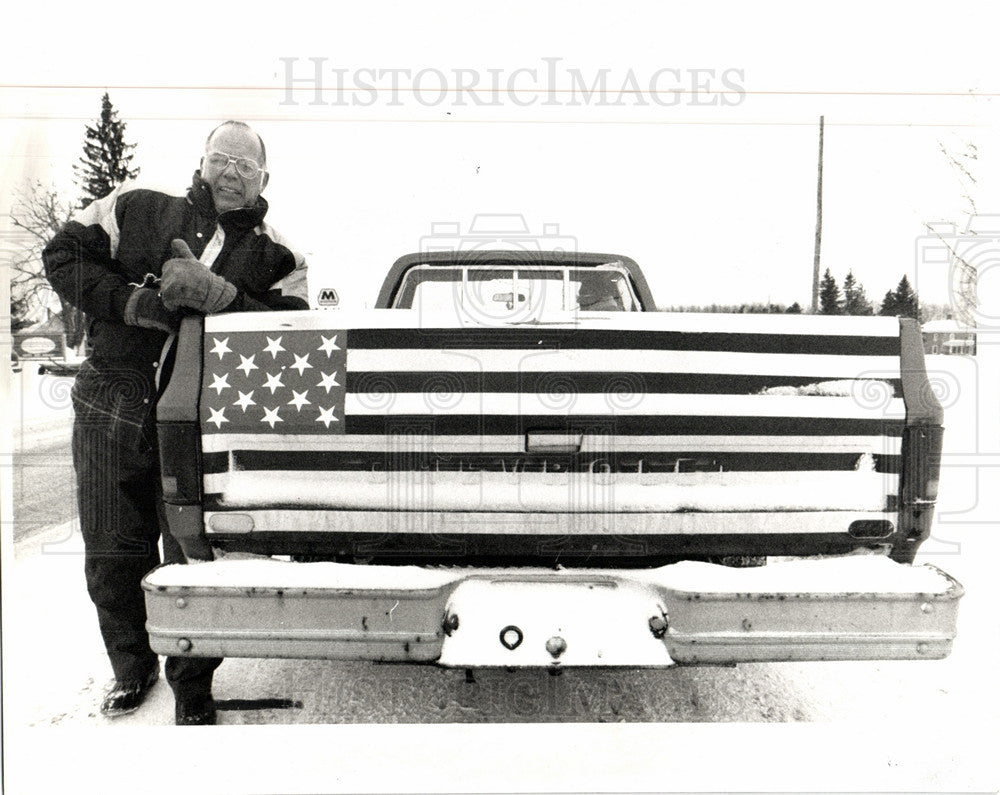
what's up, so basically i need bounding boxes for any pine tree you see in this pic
[785,302,803,314]
[819,268,842,314]
[73,93,140,209]
[842,270,873,315]
[879,290,898,317]
[891,275,920,319]
[879,276,919,319]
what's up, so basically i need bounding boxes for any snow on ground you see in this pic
[3,523,178,729]
[9,364,76,426]
[2,353,998,792]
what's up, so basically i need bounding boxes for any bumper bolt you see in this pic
[500,625,523,650]
[175,597,187,609]
[177,638,192,652]
[648,614,668,639]
[920,602,933,614]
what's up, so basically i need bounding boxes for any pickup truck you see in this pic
[144,251,963,669]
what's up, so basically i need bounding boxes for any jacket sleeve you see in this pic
[42,184,135,321]
[226,289,310,312]
[218,226,310,313]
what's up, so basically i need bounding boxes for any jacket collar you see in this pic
[188,171,268,230]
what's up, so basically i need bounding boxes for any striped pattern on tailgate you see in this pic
[197,310,904,526]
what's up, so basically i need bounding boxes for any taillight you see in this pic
[892,317,946,563]
[158,421,202,504]
[892,424,944,562]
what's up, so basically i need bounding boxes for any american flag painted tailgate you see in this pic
[184,309,922,563]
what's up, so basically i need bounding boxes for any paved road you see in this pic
[8,367,77,543]
[10,418,75,544]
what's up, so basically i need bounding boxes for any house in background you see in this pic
[922,318,977,355]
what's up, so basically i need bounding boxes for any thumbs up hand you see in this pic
[169,238,198,261]
[160,238,237,314]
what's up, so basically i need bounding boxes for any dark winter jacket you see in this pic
[43,173,310,449]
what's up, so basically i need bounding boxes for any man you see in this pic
[43,120,309,725]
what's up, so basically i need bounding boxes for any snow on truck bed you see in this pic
[213,468,892,513]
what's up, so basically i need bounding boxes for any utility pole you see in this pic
[811,116,825,312]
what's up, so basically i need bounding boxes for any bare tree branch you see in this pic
[7,181,84,345]
[938,140,978,218]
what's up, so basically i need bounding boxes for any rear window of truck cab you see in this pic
[391,263,641,314]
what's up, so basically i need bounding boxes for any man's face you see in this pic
[201,126,269,213]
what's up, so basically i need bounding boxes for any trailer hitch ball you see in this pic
[545,636,567,658]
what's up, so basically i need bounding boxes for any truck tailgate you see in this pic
[157,311,938,565]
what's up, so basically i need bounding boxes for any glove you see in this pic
[124,287,181,334]
[160,239,237,314]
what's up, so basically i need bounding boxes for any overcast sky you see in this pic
[2,1,997,312]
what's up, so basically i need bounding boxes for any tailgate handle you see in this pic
[526,432,583,454]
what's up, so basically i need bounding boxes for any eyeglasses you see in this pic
[204,151,265,180]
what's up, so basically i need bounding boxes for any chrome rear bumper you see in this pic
[143,556,962,667]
